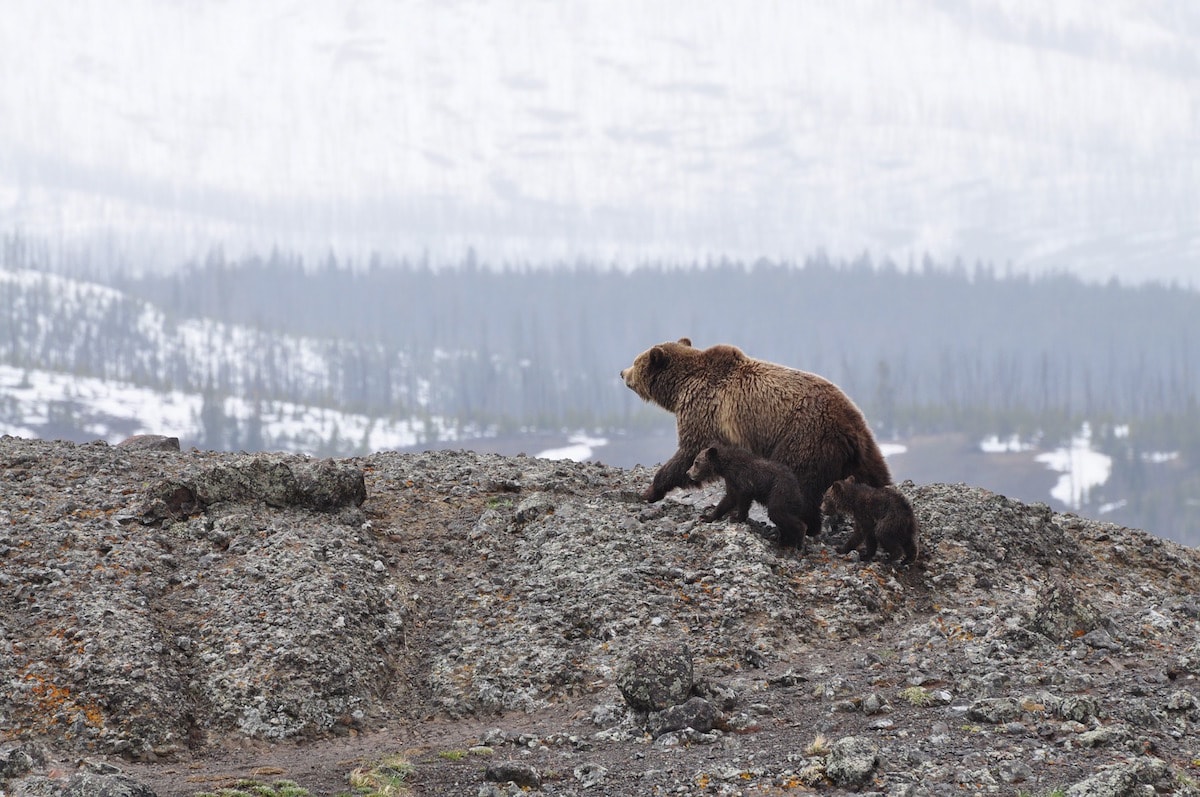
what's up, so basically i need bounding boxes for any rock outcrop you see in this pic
[2,436,1199,796]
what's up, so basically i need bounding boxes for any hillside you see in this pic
[2,436,1199,795]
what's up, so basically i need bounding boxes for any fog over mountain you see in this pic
[3,1,1198,282]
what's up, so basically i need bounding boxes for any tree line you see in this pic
[96,249,1198,451]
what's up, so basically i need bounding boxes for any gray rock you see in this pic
[573,762,609,788]
[1028,584,1101,642]
[647,696,716,738]
[1164,690,1198,711]
[291,458,368,510]
[825,735,879,788]
[967,697,1022,724]
[484,761,541,788]
[61,773,158,797]
[1065,756,1169,797]
[1078,724,1131,748]
[139,455,365,521]
[1058,695,1102,723]
[617,641,694,712]
[0,743,46,779]
[116,435,180,452]
[998,758,1032,783]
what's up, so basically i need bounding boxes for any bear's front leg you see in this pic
[643,448,698,502]
[837,523,866,556]
[701,491,738,522]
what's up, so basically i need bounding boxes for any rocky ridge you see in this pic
[1,436,1199,795]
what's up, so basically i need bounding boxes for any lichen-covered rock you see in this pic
[1065,756,1170,797]
[967,697,1022,724]
[617,642,694,712]
[825,735,879,788]
[0,743,47,779]
[1028,583,1102,642]
[137,454,364,522]
[60,772,158,797]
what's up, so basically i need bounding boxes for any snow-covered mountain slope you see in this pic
[0,268,483,451]
[0,364,467,454]
[2,1,1198,282]
[1,268,343,399]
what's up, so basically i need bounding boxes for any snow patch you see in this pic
[1034,423,1112,510]
[980,434,1035,453]
[537,433,609,462]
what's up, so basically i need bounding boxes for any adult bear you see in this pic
[620,338,891,546]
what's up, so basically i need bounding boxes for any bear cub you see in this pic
[686,443,809,549]
[820,476,920,564]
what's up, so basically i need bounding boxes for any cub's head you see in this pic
[686,445,722,484]
[619,337,695,409]
[820,475,856,515]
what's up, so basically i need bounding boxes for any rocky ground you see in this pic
[2,435,1200,796]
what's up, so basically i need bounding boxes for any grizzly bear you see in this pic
[820,476,920,564]
[686,444,809,548]
[620,338,891,546]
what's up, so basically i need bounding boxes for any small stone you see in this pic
[862,692,890,715]
[1164,690,1198,711]
[573,763,608,788]
[998,759,1032,784]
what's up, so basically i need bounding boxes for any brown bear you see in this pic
[620,338,891,545]
[686,443,809,548]
[820,476,920,564]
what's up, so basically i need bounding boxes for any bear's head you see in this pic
[619,337,695,409]
[820,475,856,515]
[686,445,722,484]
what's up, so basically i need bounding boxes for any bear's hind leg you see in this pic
[732,495,753,522]
[855,515,880,561]
[801,487,823,537]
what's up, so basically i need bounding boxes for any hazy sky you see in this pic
[3,1,1198,281]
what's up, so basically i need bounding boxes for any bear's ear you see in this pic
[845,475,856,484]
[648,345,669,370]
[705,445,718,458]
[677,337,693,347]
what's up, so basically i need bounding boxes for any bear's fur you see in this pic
[686,443,809,548]
[820,476,920,564]
[620,338,891,545]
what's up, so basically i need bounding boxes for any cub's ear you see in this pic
[844,475,856,484]
[677,337,693,347]
[648,345,669,369]
[705,445,719,458]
